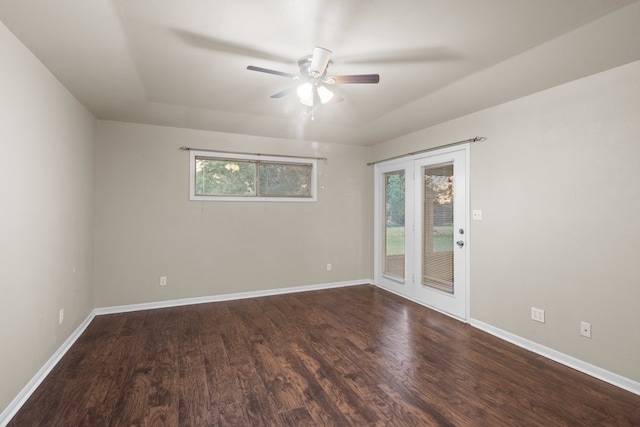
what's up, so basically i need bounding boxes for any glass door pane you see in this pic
[422,162,454,293]
[384,171,405,279]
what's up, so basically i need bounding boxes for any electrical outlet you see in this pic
[326,263,332,272]
[580,322,592,338]
[531,307,545,323]
[160,276,167,286]
[472,210,482,220]
[59,309,64,325]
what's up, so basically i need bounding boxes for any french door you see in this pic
[374,145,469,320]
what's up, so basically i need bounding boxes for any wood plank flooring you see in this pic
[8,285,640,426]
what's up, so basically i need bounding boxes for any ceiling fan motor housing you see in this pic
[298,56,328,79]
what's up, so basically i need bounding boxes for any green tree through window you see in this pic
[195,158,256,196]
[385,173,405,226]
[192,154,315,200]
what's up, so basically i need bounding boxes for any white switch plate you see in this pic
[580,322,592,338]
[326,263,332,272]
[531,307,545,323]
[472,210,482,220]
[160,276,167,286]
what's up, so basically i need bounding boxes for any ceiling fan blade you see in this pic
[247,66,297,79]
[310,46,332,76]
[270,87,297,98]
[326,74,380,84]
[173,29,292,63]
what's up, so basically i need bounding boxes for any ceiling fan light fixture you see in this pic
[317,85,334,104]
[296,82,334,106]
[248,46,378,107]
[296,82,313,106]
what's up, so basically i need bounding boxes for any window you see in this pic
[383,170,405,279]
[189,150,317,201]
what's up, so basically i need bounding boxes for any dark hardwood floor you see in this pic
[9,285,640,426]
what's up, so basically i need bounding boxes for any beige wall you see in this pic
[0,22,96,413]
[94,121,373,307]
[373,60,640,382]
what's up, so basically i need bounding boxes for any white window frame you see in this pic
[189,150,318,202]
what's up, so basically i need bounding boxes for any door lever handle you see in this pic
[456,240,464,248]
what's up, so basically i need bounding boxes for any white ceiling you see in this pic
[1,0,639,145]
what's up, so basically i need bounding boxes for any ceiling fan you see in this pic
[247,47,380,107]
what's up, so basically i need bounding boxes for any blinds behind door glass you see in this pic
[422,163,454,293]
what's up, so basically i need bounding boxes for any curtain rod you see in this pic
[179,146,327,161]
[366,136,486,166]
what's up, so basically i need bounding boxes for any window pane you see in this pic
[384,171,405,279]
[422,162,454,293]
[195,157,256,196]
[258,162,312,197]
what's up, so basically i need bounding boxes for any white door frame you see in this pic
[374,144,470,322]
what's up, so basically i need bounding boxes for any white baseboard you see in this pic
[470,319,640,396]
[95,279,372,315]
[0,311,96,427]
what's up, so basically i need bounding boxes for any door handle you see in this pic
[456,240,464,248]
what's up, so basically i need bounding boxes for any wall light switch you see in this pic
[580,322,592,338]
